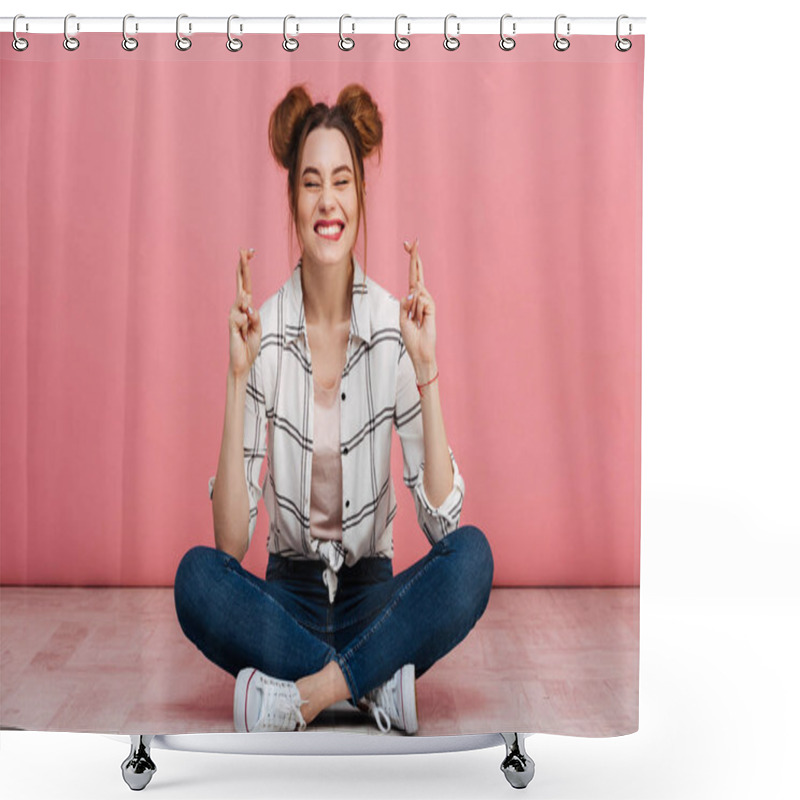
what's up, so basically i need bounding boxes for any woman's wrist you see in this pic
[414,360,438,386]
[228,365,250,390]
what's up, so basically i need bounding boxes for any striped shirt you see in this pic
[209,254,465,602]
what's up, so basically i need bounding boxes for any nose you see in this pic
[318,180,335,211]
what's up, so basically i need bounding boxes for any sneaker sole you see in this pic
[233,667,259,732]
[399,664,419,735]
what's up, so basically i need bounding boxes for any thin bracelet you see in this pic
[417,370,439,397]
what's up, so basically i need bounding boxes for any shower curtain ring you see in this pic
[499,14,516,51]
[394,15,410,51]
[63,13,80,51]
[12,14,29,52]
[444,14,460,51]
[283,15,299,51]
[339,15,355,51]
[122,15,139,51]
[226,15,243,52]
[175,14,192,51]
[553,14,570,51]
[615,15,632,52]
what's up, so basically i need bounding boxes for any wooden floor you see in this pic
[0,586,638,737]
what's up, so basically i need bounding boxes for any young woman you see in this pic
[174,83,493,735]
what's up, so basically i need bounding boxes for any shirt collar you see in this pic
[284,253,372,346]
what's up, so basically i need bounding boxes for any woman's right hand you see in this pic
[229,248,262,380]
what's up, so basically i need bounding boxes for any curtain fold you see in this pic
[2,33,643,587]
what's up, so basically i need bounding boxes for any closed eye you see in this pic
[304,180,350,188]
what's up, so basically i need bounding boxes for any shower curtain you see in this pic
[1,27,644,738]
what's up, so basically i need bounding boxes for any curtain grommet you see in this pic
[339,14,355,51]
[553,14,570,51]
[226,14,243,52]
[615,15,633,51]
[394,14,411,51]
[499,14,516,51]
[175,14,192,51]
[283,15,299,51]
[121,14,139,51]
[12,14,29,52]
[63,13,80,51]
[444,14,460,51]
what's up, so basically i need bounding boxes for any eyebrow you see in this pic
[301,165,353,178]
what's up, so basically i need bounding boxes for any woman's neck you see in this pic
[301,253,354,328]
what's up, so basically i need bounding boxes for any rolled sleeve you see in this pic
[413,448,465,544]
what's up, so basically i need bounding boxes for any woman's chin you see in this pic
[303,242,355,269]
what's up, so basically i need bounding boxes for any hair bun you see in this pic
[336,84,383,163]
[269,85,314,170]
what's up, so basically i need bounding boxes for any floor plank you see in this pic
[1,586,638,736]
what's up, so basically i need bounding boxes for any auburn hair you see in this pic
[268,83,384,275]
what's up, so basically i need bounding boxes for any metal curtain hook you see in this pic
[122,14,139,51]
[227,14,243,52]
[394,14,410,51]
[339,14,355,50]
[553,14,570,51]
[12,14,29,52]
[283,15,299,51]
[176,13,192,51]
[499,14,516,51]
[615,14,632,51]
[444,13,460,51]
[63,13,80,51]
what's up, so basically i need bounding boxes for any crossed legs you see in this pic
[174,526,493,726]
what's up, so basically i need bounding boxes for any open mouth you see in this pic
[314,220,345,241]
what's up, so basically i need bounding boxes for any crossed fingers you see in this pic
[405,238,429,327]
[237,247,255,322]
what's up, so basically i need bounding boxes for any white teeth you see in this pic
[316,224,343,236]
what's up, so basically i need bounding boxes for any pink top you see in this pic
[309,373,343,542]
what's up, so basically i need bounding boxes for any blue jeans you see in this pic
[173,525,493,705]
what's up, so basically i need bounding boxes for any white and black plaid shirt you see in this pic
[209,255,465,602]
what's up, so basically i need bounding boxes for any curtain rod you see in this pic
[2,16,646,36]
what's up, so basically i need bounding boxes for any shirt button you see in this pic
[345,500,350,508]
[343,446,349,455]
[341,392,346,401]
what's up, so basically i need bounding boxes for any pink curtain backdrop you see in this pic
[1,33,643,587]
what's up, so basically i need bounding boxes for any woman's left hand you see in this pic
[399,238,437,378]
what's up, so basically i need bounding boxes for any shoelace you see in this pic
[366,674,405,734]
[253,675,308,732]
[364,699,392,733]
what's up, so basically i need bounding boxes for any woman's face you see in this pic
[296,126,360,271]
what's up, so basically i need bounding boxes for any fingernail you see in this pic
[407,293,414,300]
[407,310,412,320]
[248,307,254,315]
[403,240,409,247]
[248,248,255,254]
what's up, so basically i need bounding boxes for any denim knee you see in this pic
[174,545,222,626]
[439,525,494,622]
[175,544,217,588]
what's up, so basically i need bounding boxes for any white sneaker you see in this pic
[234,668,308,732]
[357,663,418,734]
